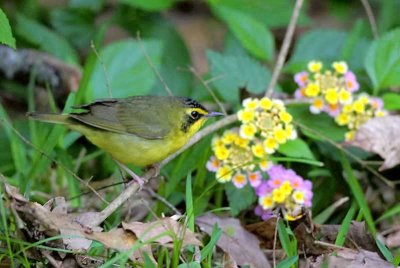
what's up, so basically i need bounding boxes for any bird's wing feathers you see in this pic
[70,97,173,139]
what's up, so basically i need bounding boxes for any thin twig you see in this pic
[145,188,182,216]
[136,32,173,96]
[187,66,227,115]
[0,119,109,204]
[360,0,379,39]
[273,218,279,268]
[265,0,304,97]
[91,41,113,98]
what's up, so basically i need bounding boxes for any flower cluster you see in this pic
[237,97,297,154]
[207,130,272,188]
[335,94,386,140]
[254,165,313,221]
[207,97,297,189]
[294,60,387,140]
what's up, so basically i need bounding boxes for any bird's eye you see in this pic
[190,111,200,119]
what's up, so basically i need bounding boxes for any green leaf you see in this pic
[376,203,400,222]
[50,8,95,50]
[185,173,194,232]
[340,152,376,236]
[207,0,310,28]
[225,183,256,216]
[335,202,357,246]
[120,0,174,11]
[15,15,79,65]
[177,263,201,268]
[69,0,104,11]
[207,50,272,104]
[277,138,316,160]
[87,39,163,101]
[365,28,400,92]
[288,104,346,142]
[376,239,394,263]
[200,224,222,261]
[277,256,299,268]
[210,3,274,60]
[286,29,369,73]
[0,8,16,49]
[382,93,400,110]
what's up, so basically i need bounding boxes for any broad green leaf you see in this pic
[120,0,174,11]
[50,8,95,50]
[286,29,370,73]
[0,8,16,49]
[277,138,316,160]
[277,256,299,268]
[69,0,104,11]
[288,104,347,142]
[207,50,272,104]
[210,3,274,60]
[382,93,400,110]
[365,28,400,92]
[207,0,310,28]
[86,39,163,101]
[15,15,79,65]
[225,183,256,216]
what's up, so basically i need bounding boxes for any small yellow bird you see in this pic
[28,95,223,182]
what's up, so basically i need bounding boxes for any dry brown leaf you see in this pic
[348,116,400,170]
[312,249,394,268]
[196,213,270,268]
[122,218,201,247]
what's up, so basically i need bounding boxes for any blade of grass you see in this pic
[335,201,357,246]
[200,223,222,262]
[277,256,299,268]
[0,185,14,267]
[314,197,349,224]
[277,219,292,257]
[376,204,400,223]
[270,156,324,167]
[340,152,377,236]
[376,239,394,263]
[186,173,194,232]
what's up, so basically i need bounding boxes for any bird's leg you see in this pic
[116,161,146,187]
[145,163,161,177]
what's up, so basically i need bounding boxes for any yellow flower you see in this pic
[216,166,233,182]
[280,181,293,196]
[234,136,249,148]
[345,131,355,141]
[310,98,324,114]
[352,101,365,114]
[212,137,224,149]
[342,104,352,113]
[305,83,320,97]
[259,195,274,209]
[279,111,293,124]
[336,113,350,126]
[285,125,297,140]
[251,143,265,158]
[242,98,259,110]
[215,146,230,160]
[375,110,386,117]
[272,188,286,203]
[292,190,305,204]
[308,60,323,73]
[259,159,272,171]
[240,124,257,139]
[338,88,352,104]
[325,88,339,105]
[260,97,273,110]
[358,95,369,105]
[264,137,278,154]
[332,61,348,74]
[273,127,287,144]
[237,109,255,123]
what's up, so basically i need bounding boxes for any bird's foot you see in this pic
[145,163,160,177]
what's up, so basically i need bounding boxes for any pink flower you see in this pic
[294,88,306,99]
[324,103,341,117]
[370,97,384,110]
[255,181,272,197]
[254,205,275,221]
[344,71,359,92]
[248,171,262,187]
[294,71,309,87]
[232,172,247,188]
[206,156,220,172]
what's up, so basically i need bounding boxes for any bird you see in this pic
[27,95,223,184]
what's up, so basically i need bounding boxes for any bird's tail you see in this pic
[26,112,70,125]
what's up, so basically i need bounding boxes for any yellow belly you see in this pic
[72,126,189,167]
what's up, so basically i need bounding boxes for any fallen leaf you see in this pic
[122,218,201,247]
[312,249,394,268]
[347,116,400,170]
[196,213,270,268]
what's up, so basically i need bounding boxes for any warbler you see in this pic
[28,95,223,181]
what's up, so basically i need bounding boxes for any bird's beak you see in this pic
[205,111,225,117]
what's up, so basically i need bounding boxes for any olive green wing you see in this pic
[70,97,174,139]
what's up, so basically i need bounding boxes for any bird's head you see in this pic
[178,97,224,136]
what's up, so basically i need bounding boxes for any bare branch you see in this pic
[136,32,174,96]
[265,0,304,97]
[90,41,113,98]
[360,0,379,39]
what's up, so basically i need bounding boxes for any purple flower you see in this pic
[254,205,275,221]
[344,71,359,92]
[255,181,272,197]
[370,97,384,110]
[294,71,309,87]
